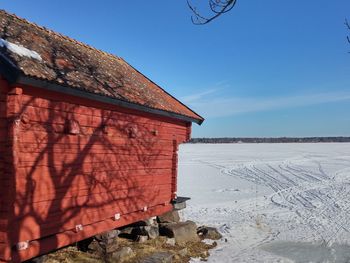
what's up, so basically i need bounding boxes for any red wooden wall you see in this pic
[0,80,192,262]
[0,79,10,262]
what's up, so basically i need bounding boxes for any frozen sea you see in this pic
[178,143,350,263]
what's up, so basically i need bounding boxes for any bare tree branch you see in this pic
[187,0,237,25]
[346,19,350,45]
[345,19,350,30]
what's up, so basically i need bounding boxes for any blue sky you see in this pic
[2,1,350,137]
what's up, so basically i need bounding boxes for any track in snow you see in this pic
[179,143,350,262]
[221,161,350,246]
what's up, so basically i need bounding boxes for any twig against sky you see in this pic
[345,19,350,46]
[187,0,237,24]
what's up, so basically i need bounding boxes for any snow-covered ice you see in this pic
[178,143,350,262]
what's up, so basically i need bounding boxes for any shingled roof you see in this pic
[0,10,204,124]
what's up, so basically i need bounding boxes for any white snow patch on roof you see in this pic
[0,38,42,61]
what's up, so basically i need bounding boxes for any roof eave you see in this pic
[0,52,21,84]
[16,75,204,125]
[0,54,204,125]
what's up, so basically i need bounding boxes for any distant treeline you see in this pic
[188,137,350,144]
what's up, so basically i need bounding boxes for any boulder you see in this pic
[132,225,159,239]
[147,226,160,239]
[104,240,120,254]
[140,252,174,263]
[165,238,176,246]
[157,210,180,224]
[125,217,158,227]
[89,230,120,255]
[87,240,105,255]
[95,230,119,244]
[159,221,200,244]
[173,202,186,211]
[89,239,119,255]
[197,226,222,240]
[118,226,134,235]
[109,246,135,263]
[119,218,159,240]
[144,216,158,226]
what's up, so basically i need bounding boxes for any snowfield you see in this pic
[178,143,350,263]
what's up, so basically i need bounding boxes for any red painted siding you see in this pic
[1,84,191,262]
[0,78,10,262]
[0,79,22,262]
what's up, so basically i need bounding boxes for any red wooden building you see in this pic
[0,10,203,262]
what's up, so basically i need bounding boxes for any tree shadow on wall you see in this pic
[10,97,176,261]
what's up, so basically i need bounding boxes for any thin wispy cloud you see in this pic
[180,81,230,104]
[185,90,350,118]
[181,89,219,103]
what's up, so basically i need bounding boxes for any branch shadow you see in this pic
[10,96,176,262]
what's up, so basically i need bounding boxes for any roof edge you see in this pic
[0,52,20,83]
[119,58,205,124]
[16,75,204,125]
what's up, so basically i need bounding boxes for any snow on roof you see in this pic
[0,38,42,61]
